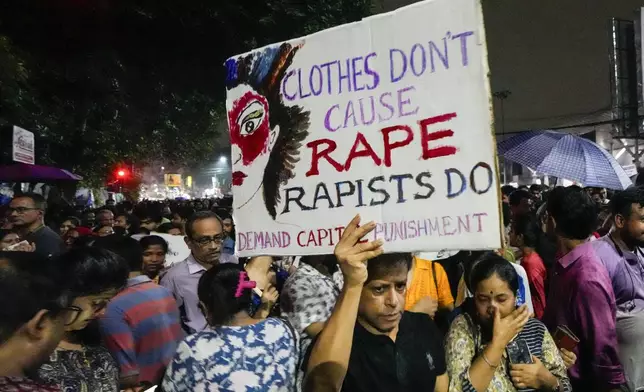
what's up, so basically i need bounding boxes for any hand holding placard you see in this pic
[334,214,384,288]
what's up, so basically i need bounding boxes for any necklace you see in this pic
[58,340,91,368]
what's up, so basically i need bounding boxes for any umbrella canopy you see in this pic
[0,163,83,182]
[498,130,631,190]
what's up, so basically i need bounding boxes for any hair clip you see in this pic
[234,271,257,298]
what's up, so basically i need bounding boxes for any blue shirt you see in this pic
[592,235,644,313]
[162,318,299,392]
[223,237,235,255]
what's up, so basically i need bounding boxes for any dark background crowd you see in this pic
[0,183,642,392]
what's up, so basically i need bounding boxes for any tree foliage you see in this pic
[0,0,372,188]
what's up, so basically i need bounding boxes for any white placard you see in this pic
[622,163,638,178]
[132,233,191,267]
[12,126,35,165]
[225,0,501,256]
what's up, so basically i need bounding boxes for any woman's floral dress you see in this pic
[162,318,299,392]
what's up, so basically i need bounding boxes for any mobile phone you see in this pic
[6,240,29,251]
[507,338,533,364]
[553,325,579,351]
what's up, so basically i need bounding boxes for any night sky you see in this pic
[383,0,644,135]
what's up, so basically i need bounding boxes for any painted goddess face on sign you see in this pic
[225,42,310,220]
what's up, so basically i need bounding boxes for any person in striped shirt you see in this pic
[99,237,184,389]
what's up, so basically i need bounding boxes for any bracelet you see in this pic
[482,352,499,368]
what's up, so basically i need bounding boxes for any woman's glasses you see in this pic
[56,300,109,326]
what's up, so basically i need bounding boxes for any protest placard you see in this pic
[225,0,501,256]
[12,126,35,165]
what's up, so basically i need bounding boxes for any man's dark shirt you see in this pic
[305,312,446,392]
[25,225,64,258]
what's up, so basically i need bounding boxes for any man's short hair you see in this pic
[116,213,140,230]
[64,216,81,227]
[501,202,512,228]
[93,235,143,273]
[509,189,532,207]
[216,209,233,221]
[174,207,195,221]
[0,251,70,342]
[185,211,223,240]
[139,211,163,224]
[366,253,413,283]
[55,247,129,296]
[501,185,517,197]
[13,192,46,210]
[547,186,597,240]
[97,209,113,216]
[609,186,644,219]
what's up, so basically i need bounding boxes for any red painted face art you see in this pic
[229,91,271,166]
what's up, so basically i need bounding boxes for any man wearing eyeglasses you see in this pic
[9,193,64,258]
[160,211,237,334]
[0,251,79,391]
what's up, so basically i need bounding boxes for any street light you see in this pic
[115,170,127,193]
[219,156,227,164]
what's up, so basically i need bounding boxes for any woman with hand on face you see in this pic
[244,255,280,319]
[37,247,128,392]
[0,230,35,251]
[445,253,571,392]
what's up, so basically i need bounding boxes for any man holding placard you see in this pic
[223,0,497,390]
[304,215,449,392]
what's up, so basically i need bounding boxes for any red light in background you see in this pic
[117,170,126,178]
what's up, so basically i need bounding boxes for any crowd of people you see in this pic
[0,183,642,391]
